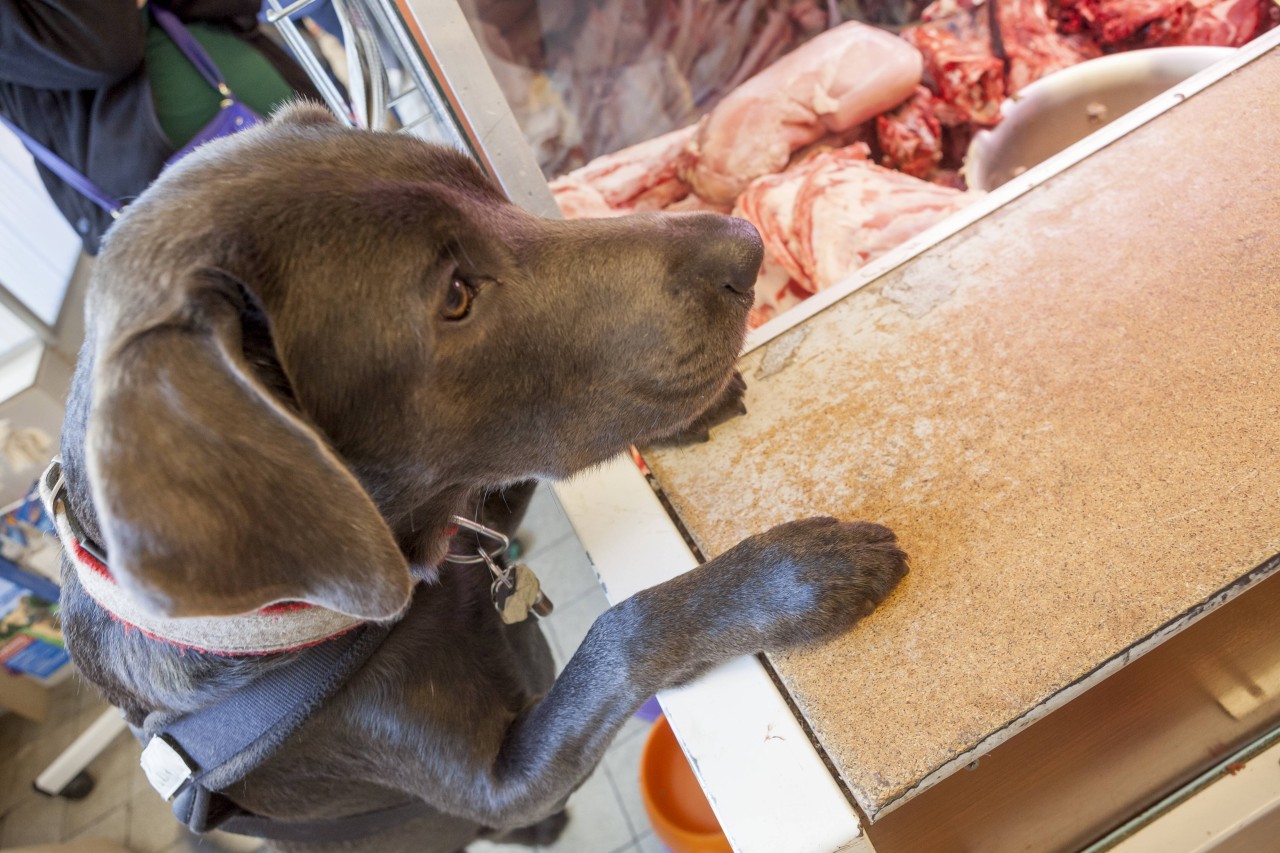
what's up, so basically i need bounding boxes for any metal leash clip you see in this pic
[446,516,553,624]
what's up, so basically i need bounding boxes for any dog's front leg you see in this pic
[416,517,905,830]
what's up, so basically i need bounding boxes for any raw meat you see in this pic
[793,146,974,290]
[549,177,626,219]
[733,164,813,285]
[1055,0,1277,47]
[549,125,696,217]
[553,126,695,207]
[903,8,1006,125]
[733,143,975,321]
[907,0,1100,127]
[997,0,1102,92]
[682,21,924,203]
[1055,0,1193,47]
[1169,0,1275,45]
[550,169,693,218]
[876,85,945,177]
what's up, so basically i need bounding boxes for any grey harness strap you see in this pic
[135,618,433,841]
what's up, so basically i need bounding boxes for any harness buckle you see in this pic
[141,735,196,801]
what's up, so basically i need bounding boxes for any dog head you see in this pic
[68,103,761,621]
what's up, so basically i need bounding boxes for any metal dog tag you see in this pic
[492,563,554,624]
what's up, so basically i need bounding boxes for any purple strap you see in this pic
[0,113,124,216]
[149,6,233,96]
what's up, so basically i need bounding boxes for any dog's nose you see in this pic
[676,214,764,296]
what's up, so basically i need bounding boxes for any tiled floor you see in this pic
[0,485,664,853]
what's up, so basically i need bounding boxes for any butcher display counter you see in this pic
[265,3,1280,850]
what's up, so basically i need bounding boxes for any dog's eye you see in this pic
[442,276,475,321]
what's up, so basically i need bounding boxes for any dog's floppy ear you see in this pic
[85,269,412,621]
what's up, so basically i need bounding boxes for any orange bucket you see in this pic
[640,714,732,853]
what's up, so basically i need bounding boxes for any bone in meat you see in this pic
[908,0,1100,127]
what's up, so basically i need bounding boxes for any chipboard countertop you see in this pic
[642,47,1280,820]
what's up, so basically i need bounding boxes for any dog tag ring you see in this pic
[491,575,515,620]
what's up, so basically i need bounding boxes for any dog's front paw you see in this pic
[651,371,748,446]
[725,517,908,650]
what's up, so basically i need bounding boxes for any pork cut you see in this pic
[682,21,924,203]
[733,143,975,323]
[549,125,696,212]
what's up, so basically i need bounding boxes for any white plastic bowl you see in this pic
[966,46,1233,191]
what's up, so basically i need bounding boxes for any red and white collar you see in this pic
[39,460,363,656]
